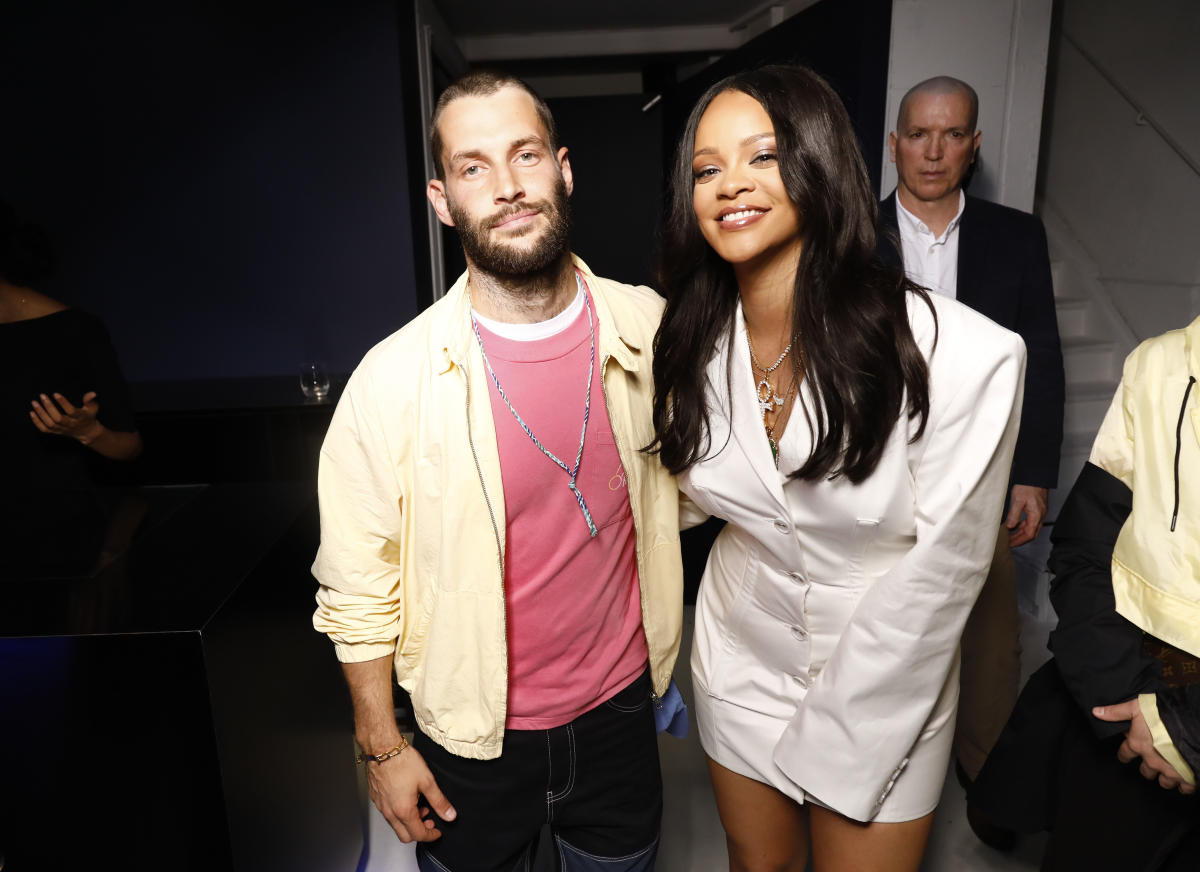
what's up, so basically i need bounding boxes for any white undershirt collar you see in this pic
[471,275,585,342]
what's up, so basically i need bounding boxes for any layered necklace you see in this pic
[470,271,598,537]
[747,330,799,468]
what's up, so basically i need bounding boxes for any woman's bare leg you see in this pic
[707,756,810,872]
[809,804,933,872]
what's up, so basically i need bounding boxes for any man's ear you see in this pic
[971,130,982,164]
[888,131,897,164]
[557,147,574,197]
[427,180,455,227]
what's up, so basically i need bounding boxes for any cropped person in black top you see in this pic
[0,215,141,466]
[0,204,141,574]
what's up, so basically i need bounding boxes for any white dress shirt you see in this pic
[895,190,966,299]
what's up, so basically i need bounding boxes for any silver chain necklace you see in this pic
[470,273,598,537]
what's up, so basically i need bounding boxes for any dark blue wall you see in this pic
[3,0,418,383]
[546,93,663,289]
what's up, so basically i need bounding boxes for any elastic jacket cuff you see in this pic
[334,640,398,664]
[1139,693,1196,785]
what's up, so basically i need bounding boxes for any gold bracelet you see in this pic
[355,735,409,765]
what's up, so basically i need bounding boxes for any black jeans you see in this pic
[414,669,662,872]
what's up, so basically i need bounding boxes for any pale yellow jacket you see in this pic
[1091,315,1200,655]
[1091,314,1200,780]
[312,256,684,760]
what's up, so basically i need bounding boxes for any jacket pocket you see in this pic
[585,434,635,534]
[845,518,881,580]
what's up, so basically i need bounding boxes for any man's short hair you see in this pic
[896,76,979,131]
[429,70,559,180]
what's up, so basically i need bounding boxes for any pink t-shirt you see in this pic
[474,285,648,730]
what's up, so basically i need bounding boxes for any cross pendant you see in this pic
[757,378,784,418]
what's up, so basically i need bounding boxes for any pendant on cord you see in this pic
[470,270,599,537]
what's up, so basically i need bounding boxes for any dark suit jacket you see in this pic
[879,192,1065,489]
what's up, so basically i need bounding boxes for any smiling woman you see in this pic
[690,92,804,280]
[652,66,932,484]
[648,65,1026,872]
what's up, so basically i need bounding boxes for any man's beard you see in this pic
[448,177,571,281]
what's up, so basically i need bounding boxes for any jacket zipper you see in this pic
[1172,375,1196,532]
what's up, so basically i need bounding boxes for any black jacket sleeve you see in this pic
[1009,218,1064,489]
[1047,461,1163,739]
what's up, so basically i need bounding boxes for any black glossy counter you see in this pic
[0,484,361,871]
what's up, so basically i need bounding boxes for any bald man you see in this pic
[877,75,1065,849]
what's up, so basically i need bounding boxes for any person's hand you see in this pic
[29,391,104,444]
[1005,484,1048,547]
[1094,699,1196,794]
[366,743,457,842]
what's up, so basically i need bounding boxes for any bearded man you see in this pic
[312,70,684,872]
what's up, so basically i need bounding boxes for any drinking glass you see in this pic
[300,362,330,401]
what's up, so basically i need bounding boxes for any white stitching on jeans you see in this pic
[556,833,659,863]
[604,677,649,712]
[604,698,647,713]
[545,730,555,822]
[419,849,454,871]
[548,724,577,802]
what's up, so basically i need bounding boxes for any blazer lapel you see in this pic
[955,197,983,311]
[728,306,790,514]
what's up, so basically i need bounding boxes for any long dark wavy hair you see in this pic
[649,65,934,483]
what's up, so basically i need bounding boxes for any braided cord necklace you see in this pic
[470,272,598,537]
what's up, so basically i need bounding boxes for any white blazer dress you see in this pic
[680,292,1025,823]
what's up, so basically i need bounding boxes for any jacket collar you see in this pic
[434,253,642,374]
[1186,315,1200,382]
[1186,315,1200,453]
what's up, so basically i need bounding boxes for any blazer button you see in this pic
[773,518,790,534]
